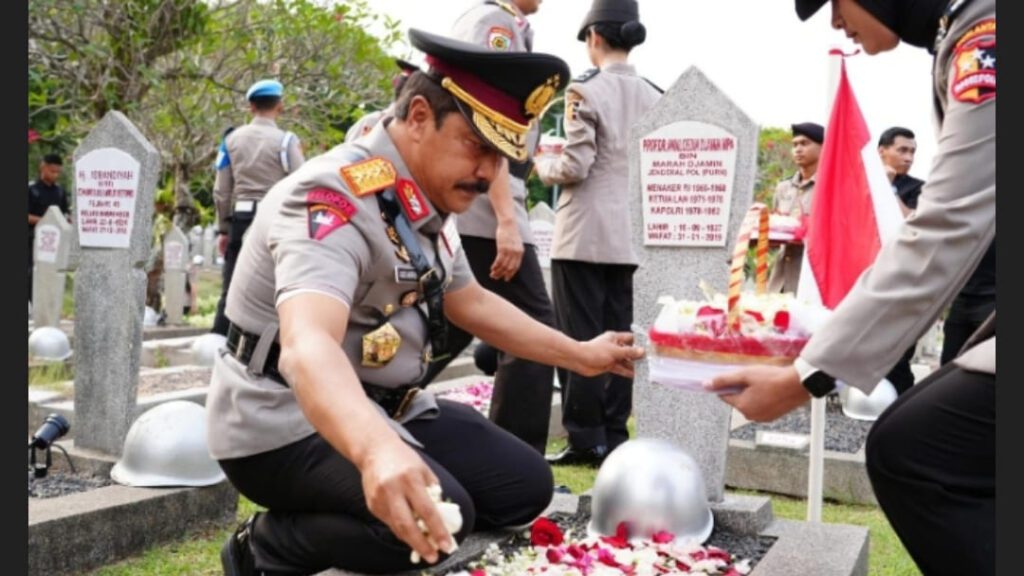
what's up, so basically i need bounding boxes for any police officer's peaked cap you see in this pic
[577,0,641,41]
[395,58,419,75]
[246,79,283,102]
[792,122,825,144]
[408,28,570,163]
[794,0,828,21]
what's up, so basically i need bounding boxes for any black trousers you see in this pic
[428,235,556,454]
[941,296,997,365]
[885,344,917,396]
[550,259,635,452]
[28,233,34,304]
[866,361,995,575]
[218,400,553,575]
[212,210,255,336]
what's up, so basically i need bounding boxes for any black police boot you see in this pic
[545,444,609,467]
[221,514,259,576]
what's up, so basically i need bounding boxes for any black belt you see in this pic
[226,322,422,419]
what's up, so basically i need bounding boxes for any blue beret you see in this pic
[246,79,283,101]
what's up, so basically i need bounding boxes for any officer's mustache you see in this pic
[454,180,490,195]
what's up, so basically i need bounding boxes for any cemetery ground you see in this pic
[31,268,917,574]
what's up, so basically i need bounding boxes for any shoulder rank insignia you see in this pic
[339,157,397,197]
[951,18,996,105]
[573,68,600,83]
[307,188,357,241]
[396,178,431,222]
[492,0,517,17]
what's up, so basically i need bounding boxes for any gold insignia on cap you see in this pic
[525,75,561,119]
[362,322,402,367]
[472,111,529,162]
[339,157,397,197]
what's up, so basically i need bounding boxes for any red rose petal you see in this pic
[651,530,675,544]
[773,310,791,332]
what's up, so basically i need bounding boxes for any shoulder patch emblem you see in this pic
[951,18,995,105]
[339,157,397,197]
[307,187,357,240]
[566,90,584,123]
[396,178,430,222]
[488,26,514,51]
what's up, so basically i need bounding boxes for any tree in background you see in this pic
[755,126,797,206]
[29,0,399,227]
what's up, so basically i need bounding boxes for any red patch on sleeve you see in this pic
[951,18,996,104]
[307,188,357,240]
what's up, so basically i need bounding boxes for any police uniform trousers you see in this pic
[550,259,635,452]
[941,294,996,365]
[865,359,994,575]
[218,400,553,575]
[212,209,256,336]
[885,345,917,396]
[426,235,556,454]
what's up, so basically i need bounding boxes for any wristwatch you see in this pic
[793,357,837,398]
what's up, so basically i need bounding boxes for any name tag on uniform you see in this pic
[394,266,418,283]
[441,217,461,257]
[234,200,256,213]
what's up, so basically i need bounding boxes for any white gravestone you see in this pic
[162,226,189,325]
[32,206,74,328]
[528,201,556,296]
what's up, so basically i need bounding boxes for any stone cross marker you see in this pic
[32,206,74,328]
[628,67,758,502]
[162,226,189,325]
[528,201,556,296]
[203,224,217,267]
[72,111,160,456]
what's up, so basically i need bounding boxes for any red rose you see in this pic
[470,570,487,576]
[28,129,40,144]
[651,530,675,544]
[773,310,791,332]
[545,547,565,563]
[530,517,564,547]
[600,521,632,549]
[707,546,732,561]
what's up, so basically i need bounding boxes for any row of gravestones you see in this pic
[30,211,218,329]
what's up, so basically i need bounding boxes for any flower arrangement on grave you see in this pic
[445,517,752,576]
[434,380,494,416]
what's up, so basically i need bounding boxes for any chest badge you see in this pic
[362,322,402,367]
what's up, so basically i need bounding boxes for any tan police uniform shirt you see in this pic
[450,0,536,244]
[343,106,392,145]
[206,120,474,459]
[767,171,815,293]
[214,116,305,233]
[534,63,661,265]
[801,0,996,391]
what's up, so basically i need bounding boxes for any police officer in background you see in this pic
[708,0,995,572]
[534,0,662,466]
[211,79,305,336]
[767,122,823,294]
[343,59,420,144]
[29,154,70,303]
[444,0,558,455]
[208,29,643,575]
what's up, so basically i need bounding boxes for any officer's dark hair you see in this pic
[249,95,282,112]
[393,71,460,129]
[42,154,63,166]
[878,127,916,148]
[588,20,647,52]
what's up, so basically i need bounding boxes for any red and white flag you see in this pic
[797,54,904,309]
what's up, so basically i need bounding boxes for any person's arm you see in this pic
[707,57,995,419]
[534,87,598,186]
[213,156,234,254]
[286,134,305,172]
[444,281,643,378]
[277,293,452,564]
[487,158,524,281]
[28,214,40,225]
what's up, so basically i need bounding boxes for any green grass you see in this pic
[28,361,73,392]
[82,420,918,575]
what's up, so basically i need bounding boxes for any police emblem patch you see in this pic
[565,90,584,123]
[306,188,357,240]
[951,18,996,105]
[396,179,430,222]
[339,157,398,197]
[488,26,513,51]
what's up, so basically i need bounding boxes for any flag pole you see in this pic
[805,47,845,524]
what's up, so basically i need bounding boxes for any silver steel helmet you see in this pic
[588,438,714,544]
[190,333,226,367]
[29,327,72,362]
[840,379,898,422]
[111,400,225,487]
[143,306,160,327]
